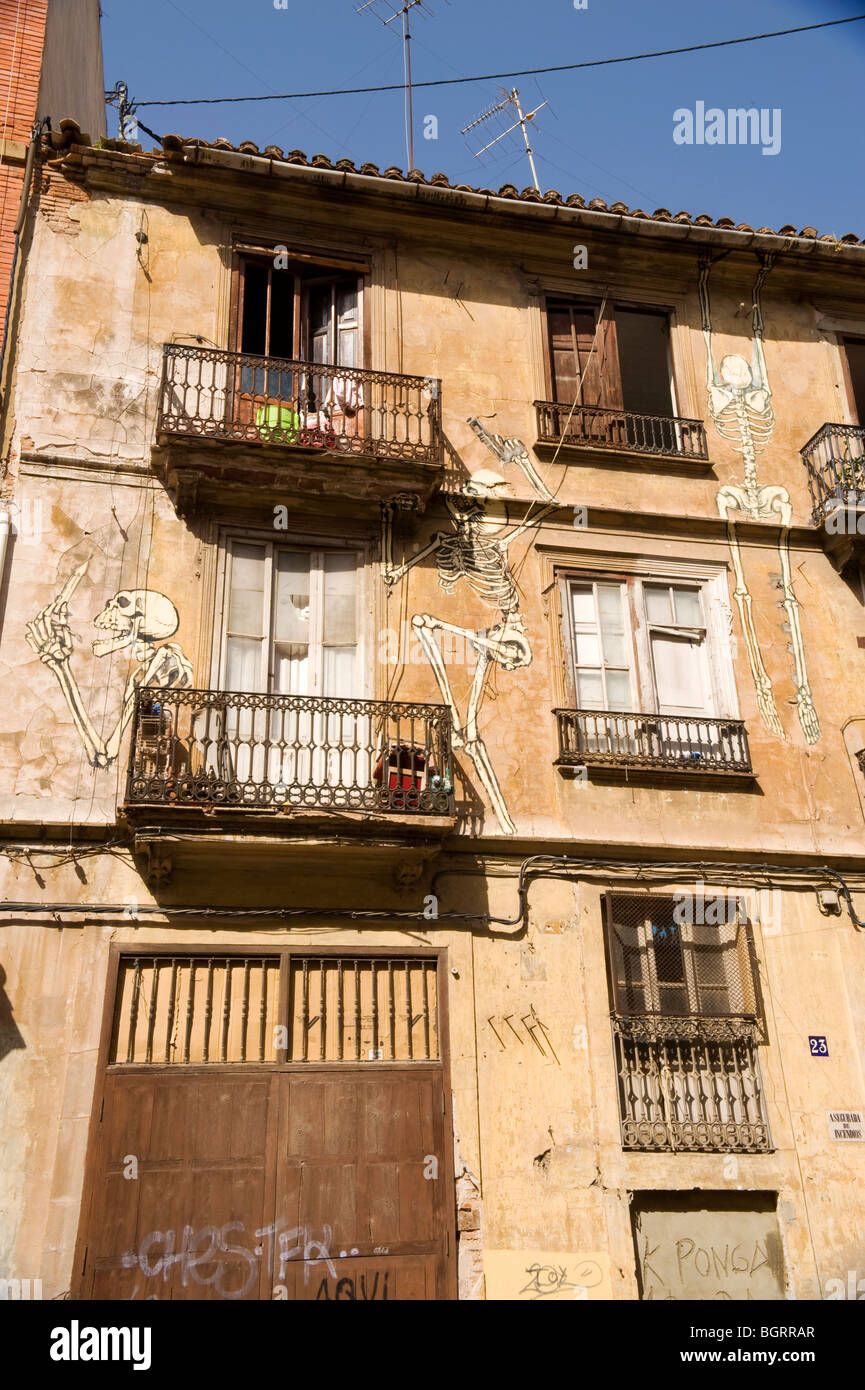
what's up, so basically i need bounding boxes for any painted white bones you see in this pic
[26,562,193,768]
[700,253,820,744]
[383,473,554,835]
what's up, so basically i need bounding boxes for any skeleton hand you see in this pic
[25,598,75,670]
[796,688,821,746]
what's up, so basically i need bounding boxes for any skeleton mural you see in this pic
[700,253,820,744]
[25,561,193,768]
[383,424,555,835]
[467,417,556,501]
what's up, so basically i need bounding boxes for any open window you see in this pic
[231,247,365,440]
[555,570,749,770]
[546,299,675,417]
[563,576,717,718]
[839,335,865,425]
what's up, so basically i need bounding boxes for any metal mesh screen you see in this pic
[605,893,758,1019]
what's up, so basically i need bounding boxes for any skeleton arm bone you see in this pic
[500,502,557,548]
[102,670,142,765]
[382,532,447,586]
[51,661,108,767]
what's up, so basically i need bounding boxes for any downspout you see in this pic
[0,119,46,402]
[0,505,9,591]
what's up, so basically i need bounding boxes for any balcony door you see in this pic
[840,335,865,425]
[234,253,362,436]
[546,299,675,447]
[564,576,718,760]
[218,540,364,792]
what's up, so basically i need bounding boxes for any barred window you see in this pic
[604,893,770,1153]
[605,892,759,1019]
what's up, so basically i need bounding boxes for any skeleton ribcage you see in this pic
[711,400,775,452]
[436,535,518,614]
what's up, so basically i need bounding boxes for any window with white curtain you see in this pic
[216,539,362,790]
[564,575,717,717]
[222,540,360,698]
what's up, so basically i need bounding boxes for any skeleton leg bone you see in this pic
[461,640,517,835]
[411,615,467,748]
[768,492,821,744]
[718,494,785,740]
[412,612,518,835]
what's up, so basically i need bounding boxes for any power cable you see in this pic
[135,16,865,108]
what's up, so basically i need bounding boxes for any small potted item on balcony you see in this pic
[373,742,430,793]
[254,403,301,443]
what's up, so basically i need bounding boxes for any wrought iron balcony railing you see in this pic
[801,422,865,522]
[158,344,443,465]
[534,400,708,460]
[555,709,752,773]
[125,687,455,816]
[613,1015,771,1153]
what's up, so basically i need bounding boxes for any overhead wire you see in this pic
[135,16,865,107]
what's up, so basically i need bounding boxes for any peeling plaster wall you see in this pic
[1,161,865,1300]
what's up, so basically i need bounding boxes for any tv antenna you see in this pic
[356,1,444,171]
[461,87,547,191]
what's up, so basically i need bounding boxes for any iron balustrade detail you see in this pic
[534,400,708,460]
[801,422,865,522]
[554,709,752,773]
[612,1014,771,1153]
[158,344,443,465]
[125,687,455,816]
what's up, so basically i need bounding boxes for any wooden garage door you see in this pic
[73,950,455,1301]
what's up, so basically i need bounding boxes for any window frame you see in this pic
[559,570,726,719]
[603,892,761,1022]
[212,528,371,700]
[839,334,865,427]
[229,246,366,368]
[542,294,679,418]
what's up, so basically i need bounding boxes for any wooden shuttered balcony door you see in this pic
[233,253,362,447]
[545,299,680,453]
[74,951,456,1300]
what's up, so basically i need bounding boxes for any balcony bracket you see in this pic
[137,839,173,888]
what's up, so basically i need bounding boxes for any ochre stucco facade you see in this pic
[1,133,864,1301]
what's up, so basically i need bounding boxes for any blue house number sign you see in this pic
[809,1036,828,1056]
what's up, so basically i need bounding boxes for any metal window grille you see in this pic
[604,894,770,1153]
[110,956,282,1065]
[287,957,438,1062]
[108,953,439,1067]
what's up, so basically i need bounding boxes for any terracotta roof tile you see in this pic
[45,132,865,249]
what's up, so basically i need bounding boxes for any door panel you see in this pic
[75,954,454,1301]
[82,1072,273,1301]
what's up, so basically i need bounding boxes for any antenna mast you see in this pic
[357,0,438,171]
[461,87,548,191]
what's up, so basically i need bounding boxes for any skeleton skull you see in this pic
[92,589,179,658]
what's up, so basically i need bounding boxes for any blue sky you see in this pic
[102,0,864,236]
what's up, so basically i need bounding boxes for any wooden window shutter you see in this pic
[547,300,623,409]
